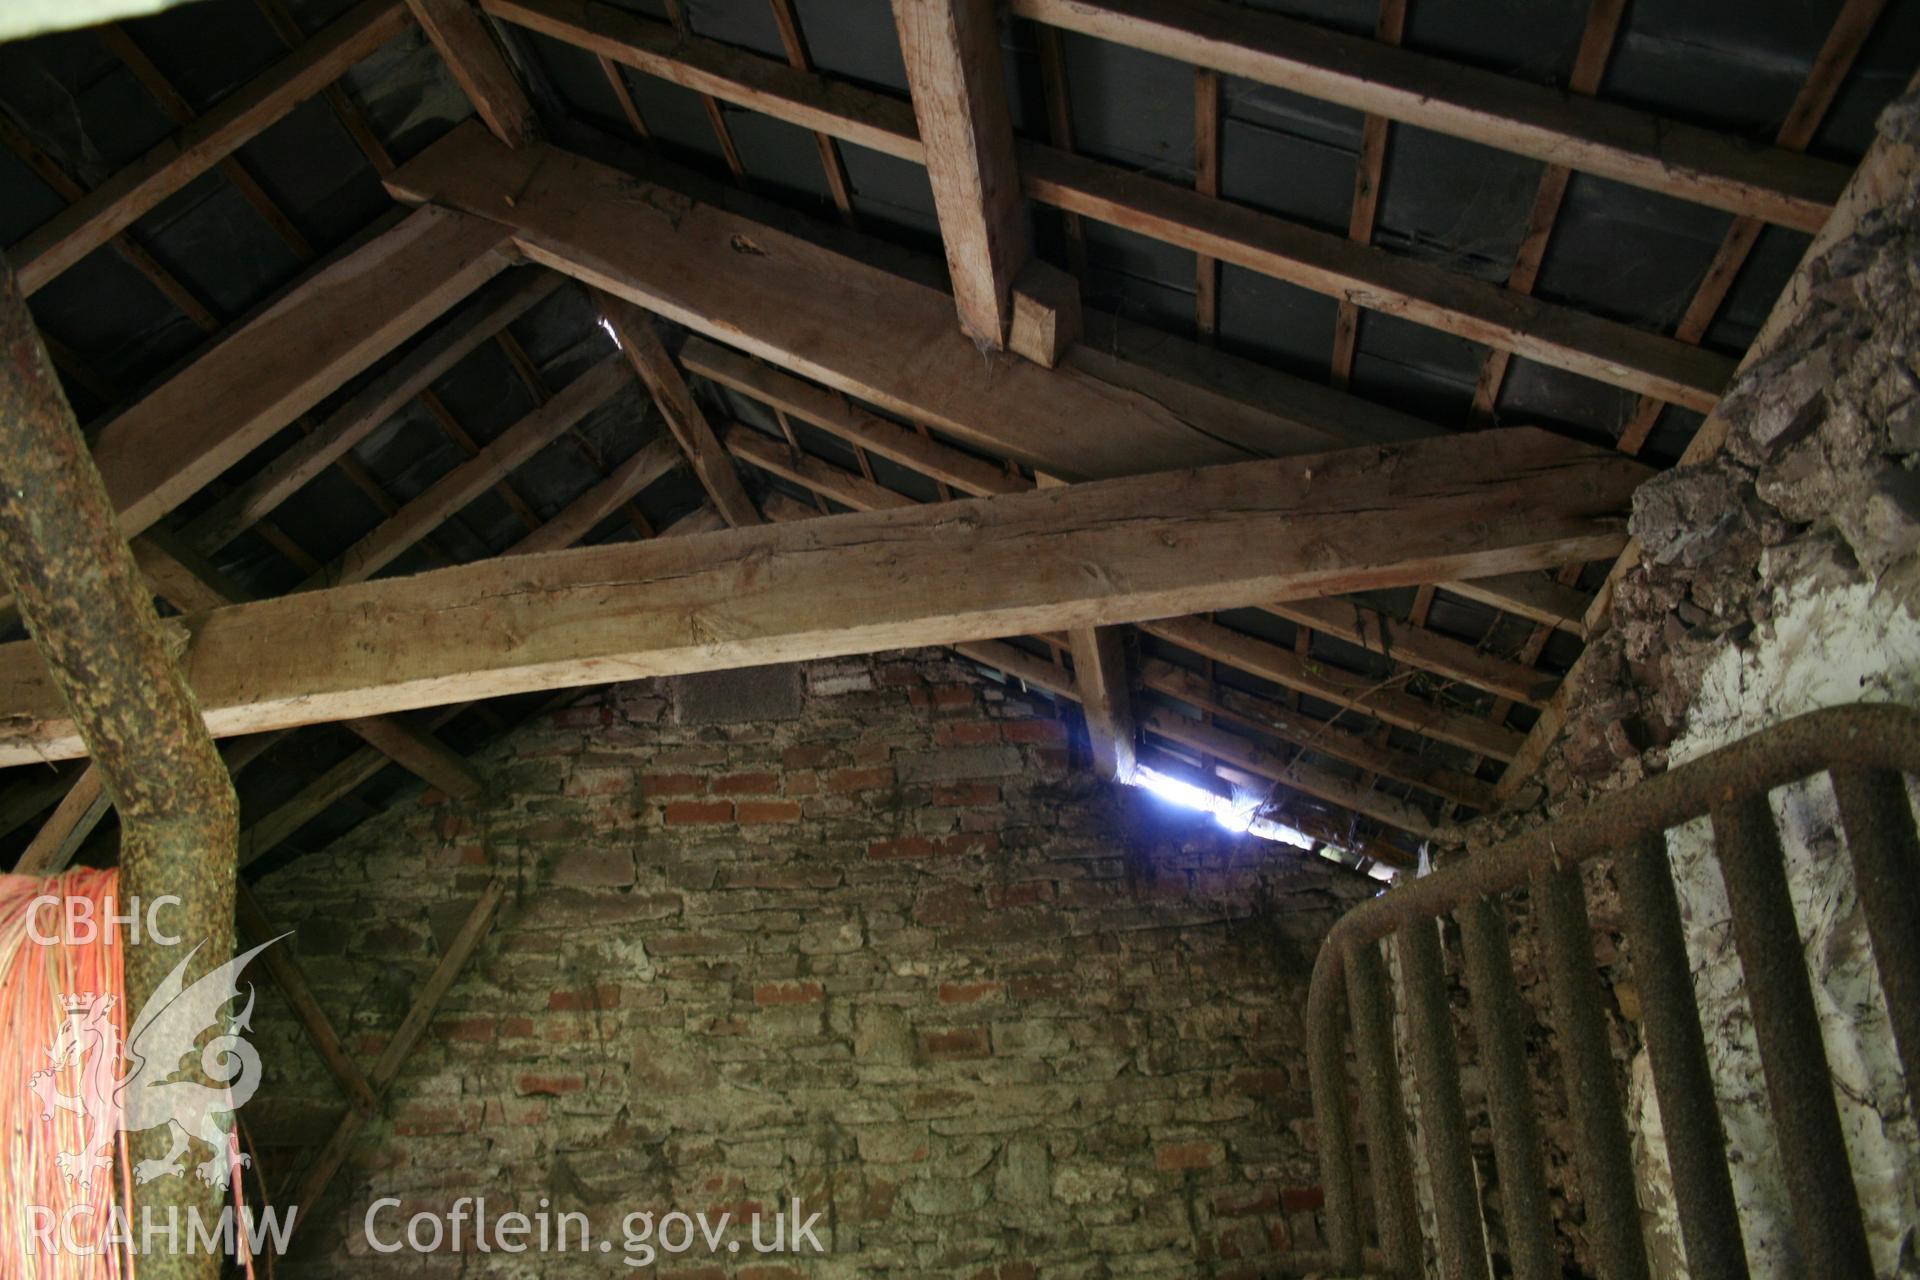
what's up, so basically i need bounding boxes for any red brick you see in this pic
[515,1073,586,1096]
[930,684,975,710]
[867,835,936,861]
[935,721,1000,746]
[913,886,980,926]
[934,783,1000,806]
[987,881,1052,909]
[785,771,820,796]
[736,800,803,824]
[712,771,780,795]
[432,1017,494,1042]
[394,1102,482,1136]
[877,663,921,686]
[549,705,610,728]
[1213,1187,1280,1218]
[1279,1186,1324,1213]
[646,933,735,956]
[781,745,837,768]
[1000,719,1067,744]
[1225,1069,1294,1098]
[853,1177,897,1223]
[754,981,824,1006]
[825,765,895,793]
[641,773,707,797]
[564,769,630,797]
[665,800,733,825]
[497,1017,536,1038]
[548,983,620,1012]
[938,832,998,858]
[1215,1223,1262,1261]
[1155,1140,1225,1172]
[1009,974,1074,1000]
[919,1026,991,1060]
[938,980,1003,1005]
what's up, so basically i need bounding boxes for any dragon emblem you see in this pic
[29,936,283,1191]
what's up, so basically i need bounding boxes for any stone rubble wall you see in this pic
[251,648,1377,1278]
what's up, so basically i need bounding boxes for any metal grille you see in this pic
[1305,703,1920,1278]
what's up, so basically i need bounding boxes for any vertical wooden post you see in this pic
[0,258,238,1280]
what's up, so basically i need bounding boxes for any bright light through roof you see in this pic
[1132,765,1315,850]
[1135,766,1219,815]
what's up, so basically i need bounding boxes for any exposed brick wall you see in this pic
[252,649,1375,1277]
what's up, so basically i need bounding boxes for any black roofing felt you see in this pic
[0,0,1914,864]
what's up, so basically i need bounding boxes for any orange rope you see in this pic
[1,871,257,1279]
[1,869,129,1280]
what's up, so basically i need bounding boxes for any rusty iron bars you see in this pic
[1305,702,1920,1279]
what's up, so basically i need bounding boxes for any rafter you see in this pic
[0,112,220,333]
[473,2,1734,410]
[1008,0,1847,231]
[892,0,1030,346]
[1468,0,1626,423]
[726,429,912,512]
[690,341,1030,496]
[1146,709,1450,844]
[9,0,413,295]
[1264,598,1556,710]
[1192,66,1220,341]
[1329,0,1407,388]
[1070,626,1137,783]
[1032,24,1089,282]
[1440,572,1590,639]
[301,354,632,588]
[1494,65,1920,803]
[389,121,1256,478]
[181,271,564,554]
[92,206,512,540]
[767,0,858,223]
[598,297,762,527]
[949,635,1434,854]
[1613,0,1888,455]
[1140,616,1526,762]
[1021,146,1732,411]
[99,21,317,259]
[255,0,400,174]
[1139,660,1495,811]
[661,0,749,182]
[406,0,542,145]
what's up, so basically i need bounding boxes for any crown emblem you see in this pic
[59,994,94,1014]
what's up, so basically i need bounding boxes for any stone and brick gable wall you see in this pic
[253,649,1374,1277]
